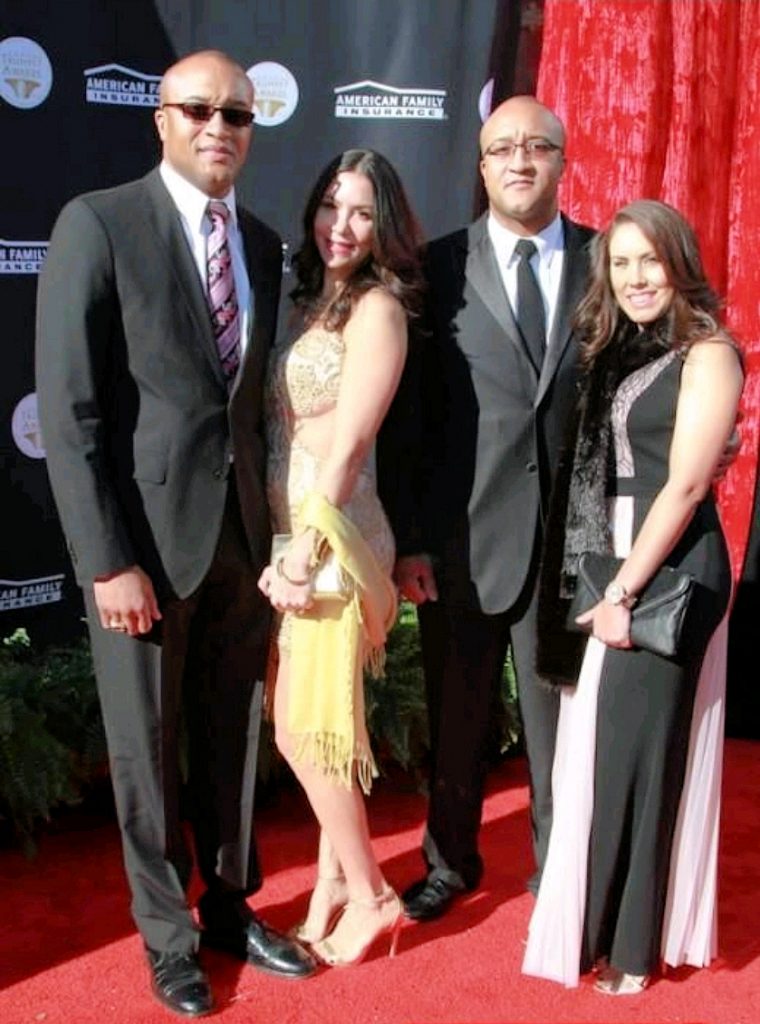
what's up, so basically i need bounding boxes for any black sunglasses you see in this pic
[161,102,254,128]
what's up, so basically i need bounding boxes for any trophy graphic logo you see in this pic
[0,37,52,109]
[247,61,299,127]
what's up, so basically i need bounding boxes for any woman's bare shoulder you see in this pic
[684,333,744,375]
[343,288,406,345]
[351,286,405,320]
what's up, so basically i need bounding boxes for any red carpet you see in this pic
[2,741,760,1023]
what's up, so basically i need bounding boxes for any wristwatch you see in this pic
[604,580,636,608]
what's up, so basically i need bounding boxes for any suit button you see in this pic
[213,468,225,480]
[526,462,538,474]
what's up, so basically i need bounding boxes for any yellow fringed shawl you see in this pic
[288,492,398,794]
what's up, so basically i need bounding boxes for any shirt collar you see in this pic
[487,211,564,268]
[159,160,238,234]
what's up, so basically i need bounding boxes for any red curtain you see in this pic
[537,0,759,578]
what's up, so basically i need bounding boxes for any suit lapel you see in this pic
[143,170,227,391]
[230,211,276,403]
[237,215,264,372]
[464,215,539,384]
[239,211,266,297]
[535,215,591,406]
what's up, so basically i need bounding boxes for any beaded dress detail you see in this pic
[265,323,395,650]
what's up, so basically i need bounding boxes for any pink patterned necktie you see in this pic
[206,200,241,388]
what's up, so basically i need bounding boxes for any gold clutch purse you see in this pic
[270,533,351,601]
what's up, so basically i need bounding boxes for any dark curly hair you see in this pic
[289,149,425,330]
[575,199,730,369]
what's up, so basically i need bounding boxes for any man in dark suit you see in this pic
[36,50,315,1016]
[395,96,594,920]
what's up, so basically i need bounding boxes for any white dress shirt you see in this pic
[159,161,252,359]
[487,211,565,346]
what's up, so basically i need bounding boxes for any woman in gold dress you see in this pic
[258,150,423,966]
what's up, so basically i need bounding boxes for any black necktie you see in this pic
[514,238,546,372]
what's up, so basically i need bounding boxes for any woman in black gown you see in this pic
[523,200,743,993]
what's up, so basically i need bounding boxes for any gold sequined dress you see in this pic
[265,322,395,651]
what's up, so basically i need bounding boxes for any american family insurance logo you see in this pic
[0,238,48,274]
[0,36,52,109]
[247,61,299,126]
[334,81,447,120]
[84,63,161,106]
[0,574,65,611]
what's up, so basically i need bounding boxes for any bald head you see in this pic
[480,96,565,156]
[159,50,253,107]
[154,50,254,199]
[479,95,566,235]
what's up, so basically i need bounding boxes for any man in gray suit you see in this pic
[395,96,594,920]
[36,50,315,1016]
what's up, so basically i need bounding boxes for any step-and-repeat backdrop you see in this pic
[1,0,516,642]
[3,1,757,729]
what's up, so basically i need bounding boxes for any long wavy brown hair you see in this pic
[290,149,425,331]
[575,199,729,369]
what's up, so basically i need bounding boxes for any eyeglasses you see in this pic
[161,102,254,128]
[482,138,562,160]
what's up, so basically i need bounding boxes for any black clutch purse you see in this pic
[566,552,694,658]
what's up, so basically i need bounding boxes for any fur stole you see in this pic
[536,319,672,686]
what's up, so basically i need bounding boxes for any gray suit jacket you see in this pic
[36,168,282,600]
[414,212,593,614]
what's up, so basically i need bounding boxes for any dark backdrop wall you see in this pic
[2,1,177,641]
[1,0,507,643]
[4,0,754,739]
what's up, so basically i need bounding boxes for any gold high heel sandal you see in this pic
[290,875,349,945]
[311,885,403,967]
[594,967,649,995]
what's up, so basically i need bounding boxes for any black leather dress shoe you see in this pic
[201,914,317,979]
[402,877,461,921]
[146,949,213,1018]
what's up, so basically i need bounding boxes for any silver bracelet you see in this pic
[275,556,314,586]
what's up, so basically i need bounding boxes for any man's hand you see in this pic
[93,565,162,637]
[393,554,439,605]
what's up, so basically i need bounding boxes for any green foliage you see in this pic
[366,602,430,778]
[366,602,521,782]
[0,609,522,847]
[496,646,521,754]
[0,628,106,853]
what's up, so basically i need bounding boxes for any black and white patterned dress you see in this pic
[524,349,731,984]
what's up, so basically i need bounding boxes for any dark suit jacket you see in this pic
[36,168,282,601]
[410,212,593,615]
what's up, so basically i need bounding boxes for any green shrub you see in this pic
[366,602,429,776]
[0,608,521,848]
[367,602,521,783]
[0,628,106,853]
